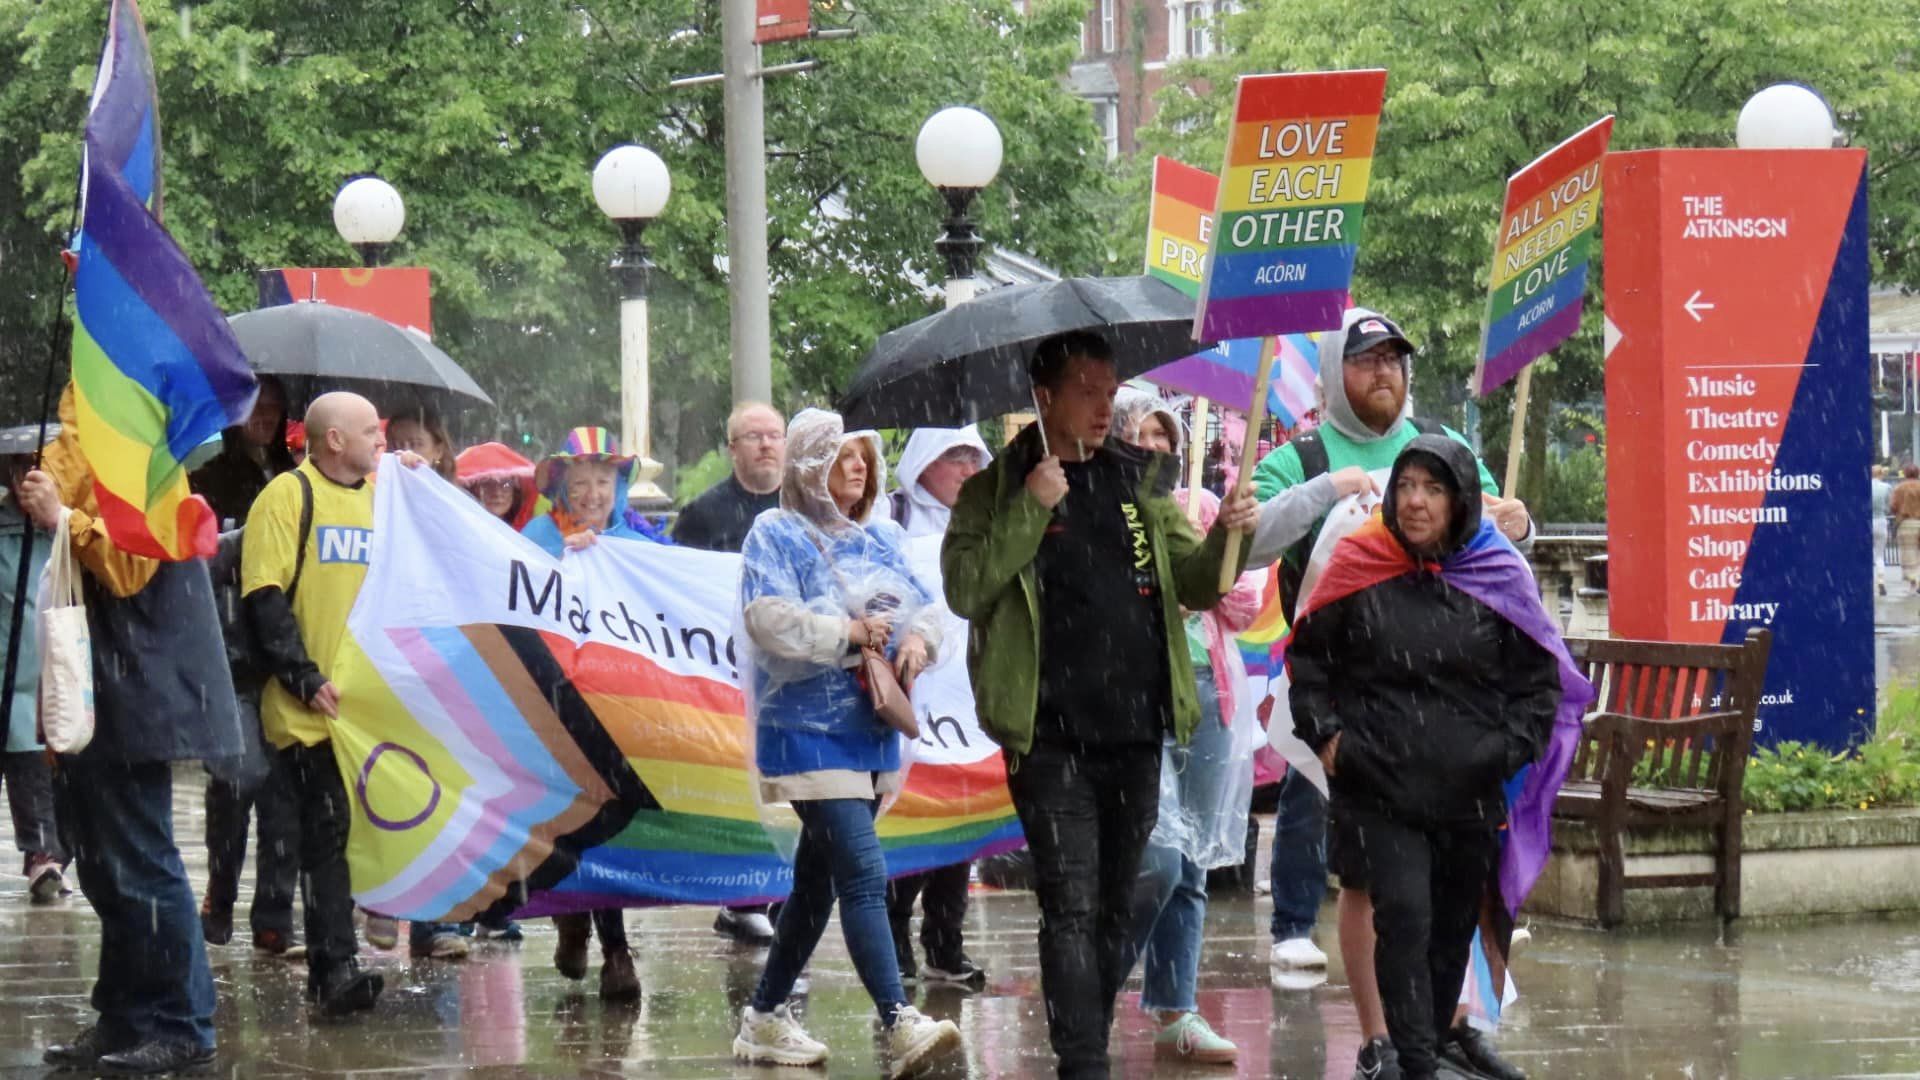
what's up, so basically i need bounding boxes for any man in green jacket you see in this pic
[942,330,1257,1080]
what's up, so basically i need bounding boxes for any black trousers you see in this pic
[203,768,299,935]
[886,861,971,965]
[2,750,65,862]
[1006,740,1160,1080]
[280,742,360,989]
[1336,802,1499,1078]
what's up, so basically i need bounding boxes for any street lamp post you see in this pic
[916,107,1003,311]
[333,176,406,267]
[592,144,671,503]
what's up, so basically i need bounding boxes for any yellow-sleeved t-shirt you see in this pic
[241,459,374,748]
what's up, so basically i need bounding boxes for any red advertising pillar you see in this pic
[1604,148,1872,748]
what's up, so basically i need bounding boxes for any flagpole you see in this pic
[0,189,82,752]
[1503,364,1534,499]
[1220,336,1279,592]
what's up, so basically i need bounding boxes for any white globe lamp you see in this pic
[916,106,1005,191]
[332,176,405,266]
[592,144,672,223]
[1736,84,1838,150]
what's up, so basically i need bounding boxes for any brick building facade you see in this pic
[1064,0,1234,160]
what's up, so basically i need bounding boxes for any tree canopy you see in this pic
[0,0,1114,478]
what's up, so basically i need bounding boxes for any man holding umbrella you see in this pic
[942,331,1258,1080]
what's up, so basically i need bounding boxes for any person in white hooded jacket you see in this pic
[882,426,994,986]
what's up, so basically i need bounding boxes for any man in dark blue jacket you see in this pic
[17,388,244,1077]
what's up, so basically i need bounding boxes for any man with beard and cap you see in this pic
[882,426,993,986]
[1287,435,1571,1080]
[675,402,789,945]
[1252,308,1535,1080]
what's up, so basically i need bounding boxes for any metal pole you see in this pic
[613,220,666,503]
[721,0,773,405]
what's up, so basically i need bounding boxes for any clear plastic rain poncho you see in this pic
[736,410,941,849]
[1113,386,1263,870]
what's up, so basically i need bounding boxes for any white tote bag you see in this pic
[37,507,94,754]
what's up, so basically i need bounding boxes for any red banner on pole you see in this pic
[257,267,433,337]
[754,0,810,43]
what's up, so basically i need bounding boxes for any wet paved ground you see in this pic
[3,781,1920,1079]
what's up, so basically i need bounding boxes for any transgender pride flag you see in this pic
[1144,332,1322,427]
[70,0,256,560]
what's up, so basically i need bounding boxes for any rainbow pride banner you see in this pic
[71,0,256,560]
[1473,116,1614,394]
[334,461,1020,920]
[1193,69,1387,342]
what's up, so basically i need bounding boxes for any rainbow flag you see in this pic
[70,0,256,560]
[337,462,1021,920]
[1194,69,1387,342]
[1234,563,1290,679]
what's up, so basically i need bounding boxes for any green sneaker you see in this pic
[1154,1012,1237,1065]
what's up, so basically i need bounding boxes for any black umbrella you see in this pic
[838,275,1214,430]
[228,302,494,413]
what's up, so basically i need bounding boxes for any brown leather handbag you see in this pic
[859,644,920,739]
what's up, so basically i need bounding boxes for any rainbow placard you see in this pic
[1145,155,1219,298]
[1192,69,1387,342]
[1474,116,1614,394]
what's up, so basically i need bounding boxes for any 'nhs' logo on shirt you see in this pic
[316,527,373,565]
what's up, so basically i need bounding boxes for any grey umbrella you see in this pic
[227,302,494,412]
[837,275,1213,430]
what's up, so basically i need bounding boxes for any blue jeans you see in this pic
[1269,766,1328,941]
[54,759,217,1051]
[752,797,905,1025]
[1127,668,1236,1014]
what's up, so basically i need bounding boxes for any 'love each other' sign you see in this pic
[1192,69,1387,342]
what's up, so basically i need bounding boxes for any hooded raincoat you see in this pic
[1286,436,1562,829]
[889,426,992,540]
[740,409,941,803]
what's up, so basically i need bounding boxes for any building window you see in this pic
[1091,98,1120,162]
[1166,1,1186,59]
[1186,1,1213,57]
[1099,0,1117,52]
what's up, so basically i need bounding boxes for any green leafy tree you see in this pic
[1125,0,1920,506]
[0,0,1112,491]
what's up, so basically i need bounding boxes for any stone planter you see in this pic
[1525,807,1920,923]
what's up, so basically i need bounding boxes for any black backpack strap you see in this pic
[1292,432,1329,483]
[287,470,314,603]
[889,488,911,530]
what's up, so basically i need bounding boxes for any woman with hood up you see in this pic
[1287,435,1586,1080]
[730,409,963,1078]
[455,442,539,532]
[520,426,661,1000]
[887,425,992,540]
[1107,388,1267,1063]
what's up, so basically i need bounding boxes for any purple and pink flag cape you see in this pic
[1294,514,1596,916]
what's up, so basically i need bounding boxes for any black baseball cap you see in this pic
[1343,314,1417,358]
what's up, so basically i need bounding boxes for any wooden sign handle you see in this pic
[1220,336,1279,592]
[1503,364,1534,500]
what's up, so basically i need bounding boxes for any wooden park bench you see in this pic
[1554,628,1773,927]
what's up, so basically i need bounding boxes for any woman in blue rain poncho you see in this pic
[730,409,964,1078]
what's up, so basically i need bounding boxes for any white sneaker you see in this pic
[1271,937,1328,970]
[733,1004,828,1067]
[887,1004,962,1078]
[1509,926,1533,954]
